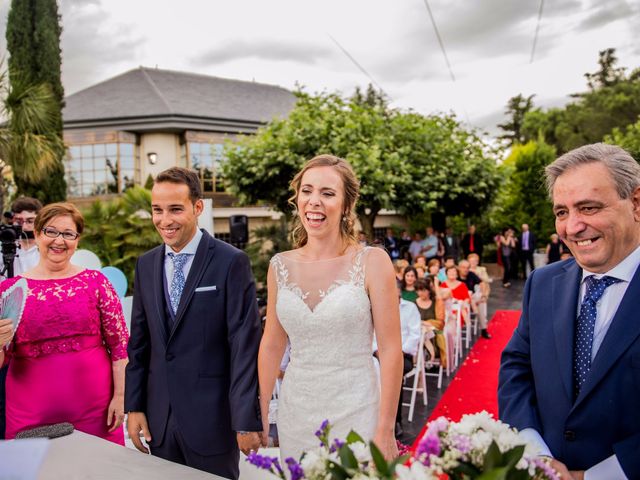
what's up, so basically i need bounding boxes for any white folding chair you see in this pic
[424,325,445,389]
[402,327,428,422]
[446,300,464,367]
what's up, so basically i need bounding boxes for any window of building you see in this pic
[65,141,139,197]
[188,141,226,192]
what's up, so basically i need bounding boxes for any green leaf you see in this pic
[483,441,504,471]
[338,445,359,470]
[369,441,389,477]
[476,466,510,480]
[327,460,350,480]
[345,430,365,445]
[502,445,525,470]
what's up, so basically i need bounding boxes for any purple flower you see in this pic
[315,419,330,438]
[531,457,562,480]
[415,433,441,465]
[451,434,471,454]
[285,457,305,480]
[246,452,284,477]
[329,438,345,453]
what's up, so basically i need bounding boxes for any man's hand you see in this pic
[549,458,573,480]
[237,432,262,455]
[127,412,152,454]
[569,471,584,480]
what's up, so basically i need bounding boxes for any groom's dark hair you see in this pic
[155,167,202,204]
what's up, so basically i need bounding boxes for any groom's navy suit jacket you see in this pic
[498,258,640,478]
[125,230,262,456]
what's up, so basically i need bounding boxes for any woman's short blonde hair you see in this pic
[35,202,85,235]
[289,154,360,249]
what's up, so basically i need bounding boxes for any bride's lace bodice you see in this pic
[270,247,379,462]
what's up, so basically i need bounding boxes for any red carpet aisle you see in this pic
[412,310,521,446]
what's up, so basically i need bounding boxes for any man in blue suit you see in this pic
[499,143,640,480]
[125,167,262,479]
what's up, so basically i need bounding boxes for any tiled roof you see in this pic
[63,67,296,126]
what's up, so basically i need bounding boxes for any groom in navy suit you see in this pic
[499,143,640,480]
[125,167,262,479]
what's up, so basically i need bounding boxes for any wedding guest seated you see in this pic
[426,258,441,294]
[0,203,129,444]
[438,256,456,283]
[458,260,490,339]
[415,266,426,279]
[393,259,409,287]
[415,279,447,367]
[413,255,427,269]
[400,266,419,303]
[440,265,474,325]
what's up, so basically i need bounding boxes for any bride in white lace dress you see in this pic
[258,155,402,463]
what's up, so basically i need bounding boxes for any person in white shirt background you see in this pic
[373,285,421,438]
[8,197,43,276]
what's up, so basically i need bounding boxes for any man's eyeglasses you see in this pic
[14,218,36,225]
[42,227,80,241]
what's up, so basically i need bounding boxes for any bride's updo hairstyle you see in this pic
[289,154,360,249]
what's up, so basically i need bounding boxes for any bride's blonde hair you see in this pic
[289,155,360,249]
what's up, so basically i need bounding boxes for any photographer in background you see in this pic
[0,197,42,439]
[9,197,43,276]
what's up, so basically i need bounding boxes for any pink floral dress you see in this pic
[1,270,129,444]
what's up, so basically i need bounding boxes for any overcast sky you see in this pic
[1,0,639,136]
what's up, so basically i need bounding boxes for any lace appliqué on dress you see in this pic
[319,247,368,299]
[270,254,310,302]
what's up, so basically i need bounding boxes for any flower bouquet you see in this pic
[247,412,560,479]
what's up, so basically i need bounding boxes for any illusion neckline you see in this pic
[280,246,365,264]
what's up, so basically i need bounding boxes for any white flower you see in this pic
[300,449,326,478]
[349,442,371,463]
[395,463,439,480]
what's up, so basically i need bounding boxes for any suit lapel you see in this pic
[552,260,581,402]
[169,232,216,339]
[574,264,640,408]
[153,247,169,345]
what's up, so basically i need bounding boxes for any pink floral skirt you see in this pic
[5,339,124,445]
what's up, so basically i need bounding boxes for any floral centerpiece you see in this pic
[247,412,560,479]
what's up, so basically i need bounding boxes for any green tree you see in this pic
[0,69,63,212]
[497,94,536,146]
[520,49,640,154]
[80,187,160,292]
[223,87,500,237]
[488,140,557,245]
[605,120,640,161]
[6,0,67,202]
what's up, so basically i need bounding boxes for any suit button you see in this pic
[564,430,576,441]
[166,354,175,361]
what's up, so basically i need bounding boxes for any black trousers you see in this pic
[520,250,535,278]
[397,353,414,423]
[150,409,239,480]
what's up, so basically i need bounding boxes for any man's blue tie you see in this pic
[573,275,621,396]
[168,252,189,315]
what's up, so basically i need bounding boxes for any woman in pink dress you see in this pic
[440,265,474,326]
[0,203,128,444]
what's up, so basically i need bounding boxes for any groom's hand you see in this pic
[237,432,261,455]
[127,412,152,454]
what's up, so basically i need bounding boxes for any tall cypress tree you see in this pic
[6,0,67,202]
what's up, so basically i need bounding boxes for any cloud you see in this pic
[577,0,634,32]
[58,0,145,93]
[191,39,332,66]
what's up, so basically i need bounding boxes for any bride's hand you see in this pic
[373,428,398,461]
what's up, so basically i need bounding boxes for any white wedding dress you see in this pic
[271,247,380,462]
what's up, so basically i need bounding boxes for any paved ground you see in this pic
[397,277,525,445]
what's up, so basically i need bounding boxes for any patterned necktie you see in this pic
[573,275,621,396]
[168,252,189,314]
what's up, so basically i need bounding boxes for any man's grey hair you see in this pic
[545,143,640,200]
